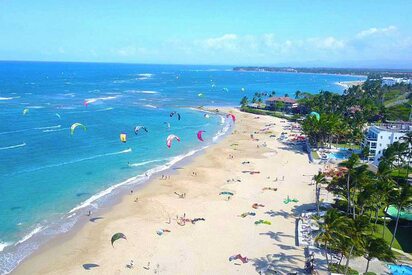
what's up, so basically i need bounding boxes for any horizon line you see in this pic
[0,59,412,72]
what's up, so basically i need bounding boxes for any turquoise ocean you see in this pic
[0,61,365,273]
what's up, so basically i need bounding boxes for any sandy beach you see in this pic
[14,108,322,275]
[335,80,365,89]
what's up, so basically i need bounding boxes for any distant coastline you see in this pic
[233,66,412,78]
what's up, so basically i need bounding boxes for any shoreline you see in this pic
[334,80,365,89]
[12,108,322,274]
[232,69,368,78]
[0,108,232,275]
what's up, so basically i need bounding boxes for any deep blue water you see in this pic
[0,61,365,273]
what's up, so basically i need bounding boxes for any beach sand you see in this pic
[14,108,322,274]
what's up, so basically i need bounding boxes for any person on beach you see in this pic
[87,210,92,216]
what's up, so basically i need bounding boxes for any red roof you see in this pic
[266,97,297,104]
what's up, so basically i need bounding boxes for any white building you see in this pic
[382,77,411,86]
[361,123,411,166]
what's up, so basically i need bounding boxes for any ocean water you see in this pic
[0,61,365,273]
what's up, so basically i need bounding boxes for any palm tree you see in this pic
[344,215,370,275]
[295,90,302,99]
[240,96,248,107]
[313,172,327,215]
[400,132,412,179]
[339,154,363,216]
[257,97,263,108]
[363,236,395,273]
[315,209,347,266]
[284,93,289,98]
[389,183,412,248]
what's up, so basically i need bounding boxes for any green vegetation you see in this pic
[316,136,412,272]
[329,263,359,274]
[312,150,320,159]
[240,105,293,121]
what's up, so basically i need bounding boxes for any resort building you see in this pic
[265,97,298,111]
[382,77,411,86]
[361,122,411,166]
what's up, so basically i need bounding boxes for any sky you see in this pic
[0,0,411,68]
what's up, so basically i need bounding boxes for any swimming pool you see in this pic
[326,148,360,160]
[388,264,412,275]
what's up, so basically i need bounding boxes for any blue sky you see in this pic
[0,0,411,68]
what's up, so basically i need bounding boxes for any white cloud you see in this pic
[356,25,397,38]
[309,36,345,50]
[203,34,238,50]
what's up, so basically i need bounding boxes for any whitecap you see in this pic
[143,104,157,109]
[0,143,26,150]
[0,242,11,252]
[84,96,119,104]
[34,125,61,130]
[0,96,20,101]
[128,159,165,167]
[15,226,45,245]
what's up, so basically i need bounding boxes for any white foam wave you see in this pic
[15,226,45,245]
[27,106,44,109]
[34,125,61,130]
[96,107,114,112]
[220,115,226,124]
[0,242,11,252]
[137,73,153,77]
[84,96,119,104]
[0,143,26,151]
[42,128,68,133]
[143,104,157,109]
[69,146,207,214]
[126,90,159,94]
[129,159,165,167]
[0,96,20,101]
[213,119,231,142]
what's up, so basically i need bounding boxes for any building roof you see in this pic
[266,96,297,104]
[370,123,411,133]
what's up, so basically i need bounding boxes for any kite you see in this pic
[254,220,271,225]
[134,126,148,135]
[198,93,203,97]
[197,130,205,142]
[309,111,320,121]
[226,113,236,122]
[219,191,234,196]
[166,134,180,148]
[55,113,61,119]
[111,232,126,246]
[229,254,249,264]
[23,109,29,115]
[170,111,181,120]
[120,133,127,143]
[222,88,229,92]
[164,122,170,129]
[70,123,86,135]
[204,114,210,119]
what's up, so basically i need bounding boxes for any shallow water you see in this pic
[0,61,364,273]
